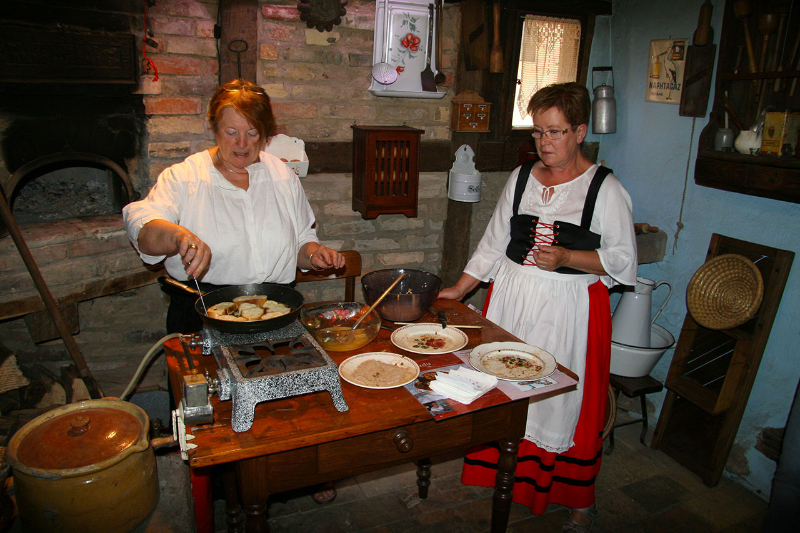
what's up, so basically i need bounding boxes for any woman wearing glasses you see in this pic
[439,82,636,532]
[123,78,344,334]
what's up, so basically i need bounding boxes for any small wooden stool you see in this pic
[605,374,663,455]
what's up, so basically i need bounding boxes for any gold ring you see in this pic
[189,243,198,250]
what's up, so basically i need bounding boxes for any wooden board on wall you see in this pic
[651,233,795,486]
[219,0,258,83]
[461,0,489,71]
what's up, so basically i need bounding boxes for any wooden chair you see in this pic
[294,250,362,302]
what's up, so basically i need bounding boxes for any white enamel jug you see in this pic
[611,277,672,348]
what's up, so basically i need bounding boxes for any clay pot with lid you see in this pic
[5,399,163,532]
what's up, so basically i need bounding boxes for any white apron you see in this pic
[486,257,599,453]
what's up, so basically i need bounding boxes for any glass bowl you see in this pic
[360,269,442,322]
[300,302,381,352]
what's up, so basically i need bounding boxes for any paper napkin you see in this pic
[429,366,498,404]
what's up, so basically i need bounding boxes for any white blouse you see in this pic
[464,164,638,288]
[122,150,318,285]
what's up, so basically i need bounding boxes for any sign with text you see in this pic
[646,39,688,104]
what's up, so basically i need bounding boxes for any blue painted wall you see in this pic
[586,0,800,498]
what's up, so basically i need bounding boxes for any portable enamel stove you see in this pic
[184,321,349,433]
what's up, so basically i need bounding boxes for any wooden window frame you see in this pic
[468,1,611,171]
[501,2,605,141]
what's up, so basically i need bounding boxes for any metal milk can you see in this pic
[592,66,616,134]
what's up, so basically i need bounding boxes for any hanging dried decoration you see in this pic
[297,0,348,32]
[142,1,159,81]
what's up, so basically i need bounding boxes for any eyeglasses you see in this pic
[531,127,574,140]
[223,85,266,95]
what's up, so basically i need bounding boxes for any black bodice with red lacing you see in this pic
[505,160,612,275]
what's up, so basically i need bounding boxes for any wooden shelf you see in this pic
[694,150,800,204]
[694,0,800,203]
[719,70,800,81]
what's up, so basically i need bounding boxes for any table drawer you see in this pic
[317,417,473,474]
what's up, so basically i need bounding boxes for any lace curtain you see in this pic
[516,15,582,119]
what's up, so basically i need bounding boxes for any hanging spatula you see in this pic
[420,3,437,92]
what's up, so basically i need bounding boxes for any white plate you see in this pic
[338,352,420,389]
[391,323,469,355]
[468,342,557,381]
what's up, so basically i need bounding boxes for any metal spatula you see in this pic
[420,3,437,92]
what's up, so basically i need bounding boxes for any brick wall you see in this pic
[0,0,464,396]
[138,0,458,191]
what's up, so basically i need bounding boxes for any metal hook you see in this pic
[228,39,249,78]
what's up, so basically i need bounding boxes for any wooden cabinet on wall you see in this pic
[695,0,800,203]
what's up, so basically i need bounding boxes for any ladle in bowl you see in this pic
[352,271,407,329]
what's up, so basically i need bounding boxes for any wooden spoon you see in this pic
[352,272,407,329]
[733,0,757,73]
[757,14,778,72]
[755,13,778,112]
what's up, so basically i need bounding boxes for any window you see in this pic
[512,15,582,128]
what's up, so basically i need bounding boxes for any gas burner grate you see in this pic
[208,321,349,432]
[230,335,326,378]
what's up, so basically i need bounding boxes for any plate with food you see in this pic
[468,342,557,381]
[390,323,469,355]
[338,352,420,389]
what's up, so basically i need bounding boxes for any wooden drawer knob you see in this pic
[392,430,414,453]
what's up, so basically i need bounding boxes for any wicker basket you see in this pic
[686,254,764,330]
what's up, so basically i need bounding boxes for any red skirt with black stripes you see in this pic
[460,280,611,514]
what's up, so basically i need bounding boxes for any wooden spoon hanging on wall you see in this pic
[773,3,792,91]
[754,13,778,113]
[733,0,758,74]
[489,1,503,73]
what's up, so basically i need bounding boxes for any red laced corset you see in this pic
[523,221,558,267]
[522,186,559,267]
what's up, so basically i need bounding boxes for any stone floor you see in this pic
[5,409,769,533]
[153,412,767,532]
[247,421,769,533]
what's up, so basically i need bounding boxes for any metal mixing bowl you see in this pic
[360,269,442,322]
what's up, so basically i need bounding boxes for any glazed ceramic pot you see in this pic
[6,399,159,533]
[734,128,762,155]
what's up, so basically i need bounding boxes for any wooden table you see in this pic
[166,299,577,532]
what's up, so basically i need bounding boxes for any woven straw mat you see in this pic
[0,354,30,395]
[686,253,764,330]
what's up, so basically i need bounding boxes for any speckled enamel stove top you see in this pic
[203,321,349,432]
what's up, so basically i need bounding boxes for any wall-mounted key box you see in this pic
[351,125,423,219]
[450,90,491,132]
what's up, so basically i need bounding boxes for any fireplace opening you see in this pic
[11,157,135,225]
[0,83,144,227]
